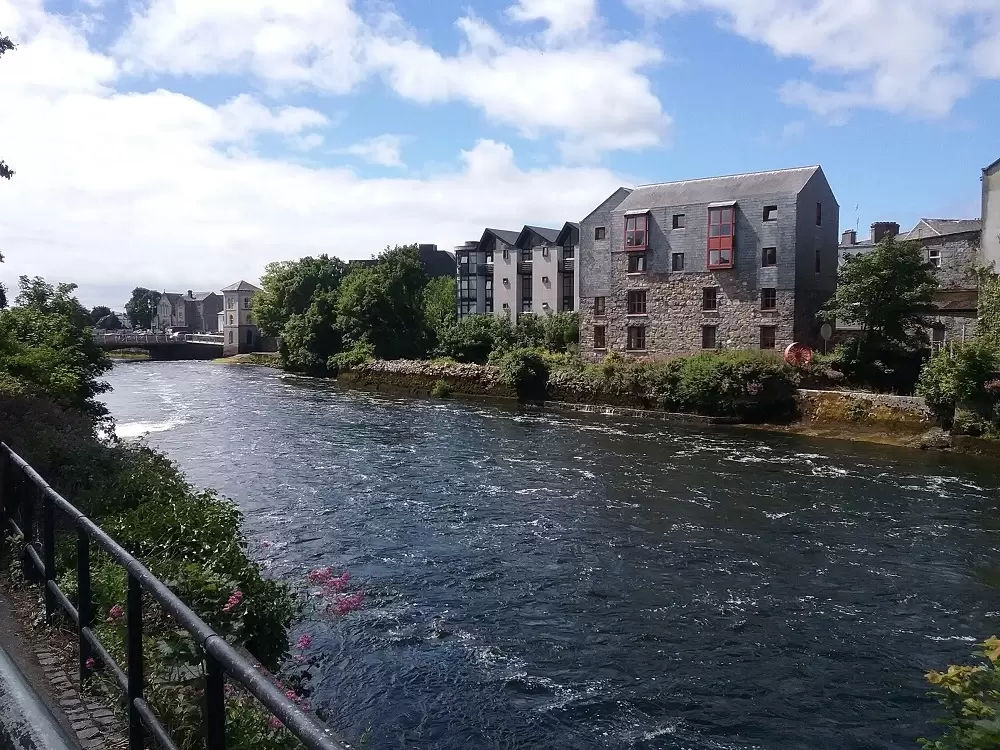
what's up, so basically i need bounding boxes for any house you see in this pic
[220,280,262,356]
[348,244,456,278]
[578,166,838,360]
[153,293,186,331]
[983,157,1000,269]
[181,290,223,333]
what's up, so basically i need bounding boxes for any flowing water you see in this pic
[101,361,1000,750]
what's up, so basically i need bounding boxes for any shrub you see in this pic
[919,637,1000,749]
[498,347,550,401]
[437,316,512,364]
[327,339,374,373]
[430,379,452,398]
[918,340,999,425]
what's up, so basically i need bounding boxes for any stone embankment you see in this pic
[339,360,516,399]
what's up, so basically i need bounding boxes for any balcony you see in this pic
[476,263,493,276]
[559,257,575,273]
[517,260,533,275]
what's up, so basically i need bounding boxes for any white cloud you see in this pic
[0,5,628,308]
[342,134,406,167]
[627,0,1000,119]
[506,0,597,40]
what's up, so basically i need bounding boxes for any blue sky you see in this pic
[1,0,998,307]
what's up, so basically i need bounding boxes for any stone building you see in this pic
[153,293,186,331]
[983,157,1000,269]
[578,166,838,361]
[220,280,262,356]
[152,290,223,332]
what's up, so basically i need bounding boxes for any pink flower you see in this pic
[295,634,313,650]
[107,604,124,622]
[85,657,96,670]
[306,567,333,585]
[328,591,364,616]
[222,590,244,613]
[268,717,283,730]
[285,689,300,703]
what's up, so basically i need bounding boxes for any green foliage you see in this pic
[919,637,1000,750]
[96,312,123,330]
[918,341,1000,428]
[822,236,939,390]
[977,268,1000,349]
[422,276,457,346]
[279,290,343,375]
[124,287,161,330]
[327,339,374,373]
[430,379,453,398]
[498,347,550,401]
[436,315,512,363]
[255,255,348,339]
[90,305,112,324]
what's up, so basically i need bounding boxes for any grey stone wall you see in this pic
[579,187,631,298]
[914,233,980,289]
[929,312,979,346]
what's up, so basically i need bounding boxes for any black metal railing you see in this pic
[0,443,350,750]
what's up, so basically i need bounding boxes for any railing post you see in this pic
[41,488,56,621]
[204,650,226,750]
[77,529,92,685]
[20,479,36,579]
[127,573,145,750]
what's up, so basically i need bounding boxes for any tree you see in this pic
[821,236,939,389]
[422,275,456,346]
[0,33,13,181]
[96,313,123,330]
[90,305,113,325]
[255,255,347,338]
[125,287,161,330]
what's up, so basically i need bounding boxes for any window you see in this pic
[502,247,509,261]
[485,248,494,263]
[243,297,251,308]
[520,247,532,263]
[595,226,606,241]
[761,247,777,267]
[707,206,735,268]
[593,326,606,350]
[627,325,646,351]
[702,325,717,350]
[563,246,575,260]
[815,247,822,274]
[760,326,776,350]
[485,278,494,313]
[672,214,685,229]
[763,205,778,222]
[562,274,574,311]
[816,202,823,226]
[229,314,234,325]
[932,325,946,352]
[521,281,532,313]
[929,248,942,268]
[702,287,718,311]
[594,296,606,316]
[227,297,235,309]
[228,331,234,344]
[761,287,777,310]
[627,290,647,315]
[625,214,648,249]
[672,252,685,271]
[628,253,647,273]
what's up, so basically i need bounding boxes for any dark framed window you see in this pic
[627,325,646,351]
[761,287,777,310]
[627,290,647,315]
[701,325,717,350]
[502,247,509,261]
[593,296,606,316]
[521,281,532,313]
[763,205,778,222]
[484,248,494,263]
[702,287,718,311]
[485,278,493,313]
[931,324,946,352]
[672,214,685,229]
[595,227,606,241]
[520,247,532,262]
[563,245,575,259]
[815,247,821,273]
[761,247,776,267]
[562,274,574,311]
[816,202,823,226]
[672,252,685,271]
[593,326,606,349]
[707,206,735,268]
[760,326,776,350]
[627,253,647,273]
[625,214,648,249]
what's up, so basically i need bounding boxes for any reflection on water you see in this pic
[102,361,1000,750]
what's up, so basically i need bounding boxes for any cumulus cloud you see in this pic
[341,135,406,168]
[506,0,598,40]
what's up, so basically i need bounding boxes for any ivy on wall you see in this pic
[977,267,1000,348]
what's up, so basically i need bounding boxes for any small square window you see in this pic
[761,247,776,267]
[672,252,685,271]
[595,226,606,241]
[702,325,717,350]
[628,253,647,273]
[702,287,718,311]
[627,325,646,351]
[816,202,823,226]
[593,296,606,316]
[627,289,647,315]
[763,205,778,222]
[929,248,942,268]
[760,326,776,350]
[761,287,777,310]
[593,325,606,350]
[672,213,685,229]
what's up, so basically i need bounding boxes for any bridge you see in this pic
[94,333,224,360]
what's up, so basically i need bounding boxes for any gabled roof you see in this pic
[184,291,217,302]
[616,166,822,212]
[582,187,632,223]
[480,228,520,247]
[555,221,579,246]
[160,292,183,303]
[514,225,561,249]
[901,218,982,241]
[221,280,262,293]
[984,156,1000,175]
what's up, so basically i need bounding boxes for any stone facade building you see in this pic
[220,280,262,356]
[152,290,222,332]
[153,293,186,331]
[983,157,1000,269]
[578,166,838,361]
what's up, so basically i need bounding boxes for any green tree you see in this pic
[255,254,347,338]
[97,312,123,330]
[0,33,14,181]
[422,275,456,346]
[125,287,161,330]
[90,305,113,324]
[821,236,938,389]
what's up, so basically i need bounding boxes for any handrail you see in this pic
[0,443,350,750]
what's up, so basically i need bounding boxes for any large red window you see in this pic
[707,206,735,269]
[625,214,648,250]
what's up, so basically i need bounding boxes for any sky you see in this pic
[1,0,999,309]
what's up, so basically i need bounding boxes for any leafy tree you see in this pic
[919,637,1000,749]
[437,315,507,363]
[125,287,161,330]
[90,305,113,324]
[279,290,344,375]
[255,254,348,338]
[422,275,456,346]
[97,312,123,330]
[821,236,938,389]
[0,33,13,181]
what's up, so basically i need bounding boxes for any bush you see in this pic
[327,339,374,373]
[919,637,1000,749]
[917,340,999,426]
[498,348,550,401]
[436,315,507,364]
[430,379,452,398]
[827,337,924,394]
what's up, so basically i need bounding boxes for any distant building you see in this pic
[181,290,223,333]
[153,293,186,331]
[982,157,1000,270]
[220,280,262,356]
[348,244,456,278]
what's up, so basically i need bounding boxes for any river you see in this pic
[101,361,1000,750]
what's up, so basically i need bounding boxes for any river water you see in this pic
[101,361,1000,750]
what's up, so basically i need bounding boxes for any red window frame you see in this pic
[625,214,648,250]
[707,206,735,269]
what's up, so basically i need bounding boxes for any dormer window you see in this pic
[707,205,735,269]
[624,213,648,250]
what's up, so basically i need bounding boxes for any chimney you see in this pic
[870,222,900,243]
[187,290,194,298]
[841,229,857,246]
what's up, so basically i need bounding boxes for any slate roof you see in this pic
[900,219,982,241]
[184,291,217,302]
[555,221,579,246]
[984,156,1000,175]
[221,280,263,293]
[616,166,822,212]
[515,225,561,248]
[482,228,520,246]
[161,292,183,303]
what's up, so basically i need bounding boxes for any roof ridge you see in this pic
[636,165,819,189]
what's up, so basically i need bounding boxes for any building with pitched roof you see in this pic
[983,157,1000,269]
[220,280,263,356]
